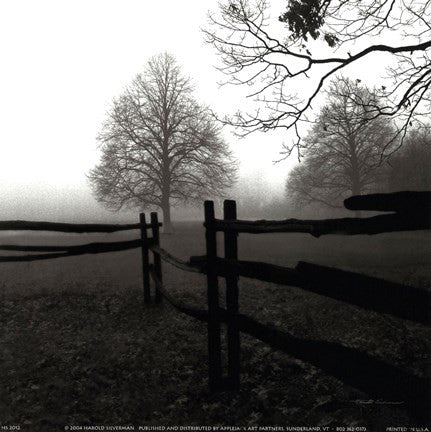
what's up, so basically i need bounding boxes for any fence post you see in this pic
[204,200,223,392]
[140,213,151,304]
[224,200,240,390]
[151,212,163,304]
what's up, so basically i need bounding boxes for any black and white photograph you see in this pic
[0,1,430,431]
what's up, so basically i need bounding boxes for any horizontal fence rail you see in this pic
[149,245,202,274]
[186,256,430,325]
[148,264,430,415]
[0,239,151,262]
[0,220,160,233]
[210,191,431,236]
[140,192,431,423]
[344,191,431,213]
[235,313,430,415]
[0,216,161,264]
[209,212,430,236]
[149,267,208,322]
[1,191,429,423]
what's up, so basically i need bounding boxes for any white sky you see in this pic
[0,0,390,221]
[0,0,292,221]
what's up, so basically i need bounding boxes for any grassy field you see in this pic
[1,222,430,430]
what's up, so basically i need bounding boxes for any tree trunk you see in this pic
[351,181,362,218]
[161,200,173,234]
[349,150,362,218]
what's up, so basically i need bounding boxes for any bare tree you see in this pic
[204,0,431,159]
[88,53,237,232]
[286,77,395,212]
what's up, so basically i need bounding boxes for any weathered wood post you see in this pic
[150,212,163,304]
[204,200,223,391]
[139,213,151,304]
[224,200,240,390]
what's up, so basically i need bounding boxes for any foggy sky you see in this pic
[0,0,392,223]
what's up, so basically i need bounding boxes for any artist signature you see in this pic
[353,399,404,405]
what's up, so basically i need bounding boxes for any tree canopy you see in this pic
[204,0,431,159]
[88,53,237,232]
[286,77,395,210]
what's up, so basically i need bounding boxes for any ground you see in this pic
[0,222,430,430]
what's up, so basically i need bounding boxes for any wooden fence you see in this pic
[0,217,162,301]
[0,191,430,422]
[142,191,431,423]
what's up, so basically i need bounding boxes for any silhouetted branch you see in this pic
[204,0,431,157]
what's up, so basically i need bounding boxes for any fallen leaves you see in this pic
[1,278,428,430]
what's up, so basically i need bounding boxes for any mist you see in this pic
[1,0,430,430]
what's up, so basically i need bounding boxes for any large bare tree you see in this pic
[286,77,395,211]
[89,53,237,232]
[204,0,431,159]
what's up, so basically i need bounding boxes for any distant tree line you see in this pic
[285,76,431,214]
[386,128,431,193]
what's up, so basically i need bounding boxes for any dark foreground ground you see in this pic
[0,222,430,430]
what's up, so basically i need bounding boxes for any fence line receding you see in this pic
[143,191,430,423]
[1,191,429,423]
[0,218,161,301]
